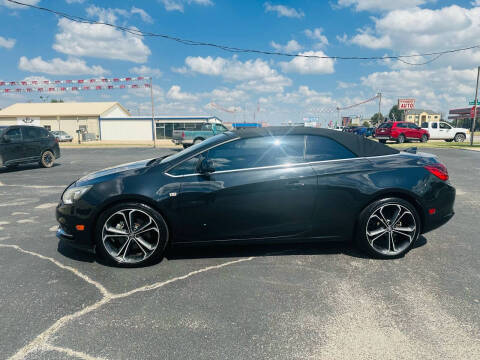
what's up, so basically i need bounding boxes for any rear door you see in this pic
[0,127,24,164]
[170,135,317,242]
[429,122,441,139]
[407,123,420,139]
[21,126,43,160]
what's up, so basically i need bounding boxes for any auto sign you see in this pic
[398,98,416,110]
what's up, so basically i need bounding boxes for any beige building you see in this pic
[0,102,130,140]
[405,109,441,125]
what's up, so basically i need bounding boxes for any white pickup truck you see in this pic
[421,121,469,142]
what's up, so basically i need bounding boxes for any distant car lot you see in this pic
[0,148,479,359]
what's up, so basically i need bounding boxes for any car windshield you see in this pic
[160,133,229,164]
[378,123,392,129]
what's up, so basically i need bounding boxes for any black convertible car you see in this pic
[56,127,455,266]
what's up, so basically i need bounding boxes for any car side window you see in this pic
[305,135,356,162]
[4,128,22,142]
[215,124,228,132]
[201,123,213,131]
[431,123,438,129]
[168,154,204,176]
[439,123,451,129]
[22,127,42,140]
[207,136,305,171]
[397,123,407,128]
[407,123,419,129]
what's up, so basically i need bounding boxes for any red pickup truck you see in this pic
[375,121,429,144]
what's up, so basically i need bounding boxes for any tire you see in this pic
[397,134,405,144]
[182,144,190,149]
[39,150,55,168]
[193,138,204,145]
[420,134,428,143]
[379,139,387,144]
[356,197,421,259]
[95,202,169,267]
[454,133,466,142]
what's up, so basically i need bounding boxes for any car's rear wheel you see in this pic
[420,134,428,143]
[379,139,387,144]
[96,203,168,267]
[40,150,55,168]
[454,133,466,142]
[193,138,204,145]
[397,134,405,144]
[356,198,420,258]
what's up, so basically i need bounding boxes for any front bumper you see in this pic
[56,202,96,253]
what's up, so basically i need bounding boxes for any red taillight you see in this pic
[425,163,449,181]
[182,131,185,138]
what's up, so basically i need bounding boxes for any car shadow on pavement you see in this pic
[0,163,61,173]
[57,236,428,267]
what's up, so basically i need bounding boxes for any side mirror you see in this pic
[2,135,11,143]
[197,158,215,174]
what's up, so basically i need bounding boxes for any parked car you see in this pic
[172,123,229,148]
[333,126,345,131]
[56,127,454,266]
[352,126,375,137]
[375,121,429,144]
[421,121,468,142]
[51,130,73,142]
[0,125,60,169]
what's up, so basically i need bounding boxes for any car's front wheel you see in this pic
[40,150,55,168]
[420,134,428,143]
[454,133,466,142]
[356,198,420,258]
[397,134,405,144]
[95,203,169,267]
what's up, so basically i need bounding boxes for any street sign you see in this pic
[468,100,480,105]
[470,106,476,118]
[398,98,415,110]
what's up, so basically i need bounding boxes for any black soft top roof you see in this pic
[232,126,399,157]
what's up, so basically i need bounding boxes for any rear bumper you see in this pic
[421,182,456,233]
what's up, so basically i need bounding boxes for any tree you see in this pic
[51,99,64,103]
[363,121,371,127]
[388,105,403,121]
[370,112,383,125]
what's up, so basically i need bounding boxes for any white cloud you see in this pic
[264,2,304,18]
[337,81,357,89]
[350,32,392,49]
[1,0,40,9]
[18,56,109,75]
[65,0,86,4]
[53,17,151,63]
[347,5,480,58]
[270,40,303,53]
[336,0,428,12]
[209,88,247,103]
[129,65,162,77]
[279,51,335,74]
[304,28,329,48]
[280,86,336,106]
[167,85,199,101]
[159,0,213,12]
[181,55,292,93]
[131,6,153,23]
[0,36,15,49]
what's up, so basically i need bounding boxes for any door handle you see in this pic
[286,181,305,189]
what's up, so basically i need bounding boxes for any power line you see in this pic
[6,0,480,65]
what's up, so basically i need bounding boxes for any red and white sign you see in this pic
[0,76,150,87]
[470,106,476,118]
[398,98,416,110]
[2,83,151,94]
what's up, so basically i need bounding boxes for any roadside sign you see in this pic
[398,98,415,110]
[468,100,480,105]
[470,106,476,118]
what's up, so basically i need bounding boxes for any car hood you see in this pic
[76,158,153,185]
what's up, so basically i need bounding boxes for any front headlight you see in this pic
[62,185,92,204]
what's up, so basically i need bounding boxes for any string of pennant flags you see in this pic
[2,83,151,93]
[0,76,151,87]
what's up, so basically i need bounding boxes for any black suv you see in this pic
[0,125,61,169]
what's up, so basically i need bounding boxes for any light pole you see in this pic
[471,66,479,146]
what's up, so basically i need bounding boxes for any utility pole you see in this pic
[150,77,156,148]
[378,92,382,116]
[471,66,479,146]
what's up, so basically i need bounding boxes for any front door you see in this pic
[0,127,23,165]
[169,135,317,243]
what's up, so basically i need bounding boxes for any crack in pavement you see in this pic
[1,243,254,360]
[39,344,108,360]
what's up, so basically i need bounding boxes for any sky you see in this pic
[0,0,479,124]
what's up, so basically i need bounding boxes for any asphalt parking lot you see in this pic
[1,147,479,360]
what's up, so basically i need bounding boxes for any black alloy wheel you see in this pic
[357,197,421,258]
